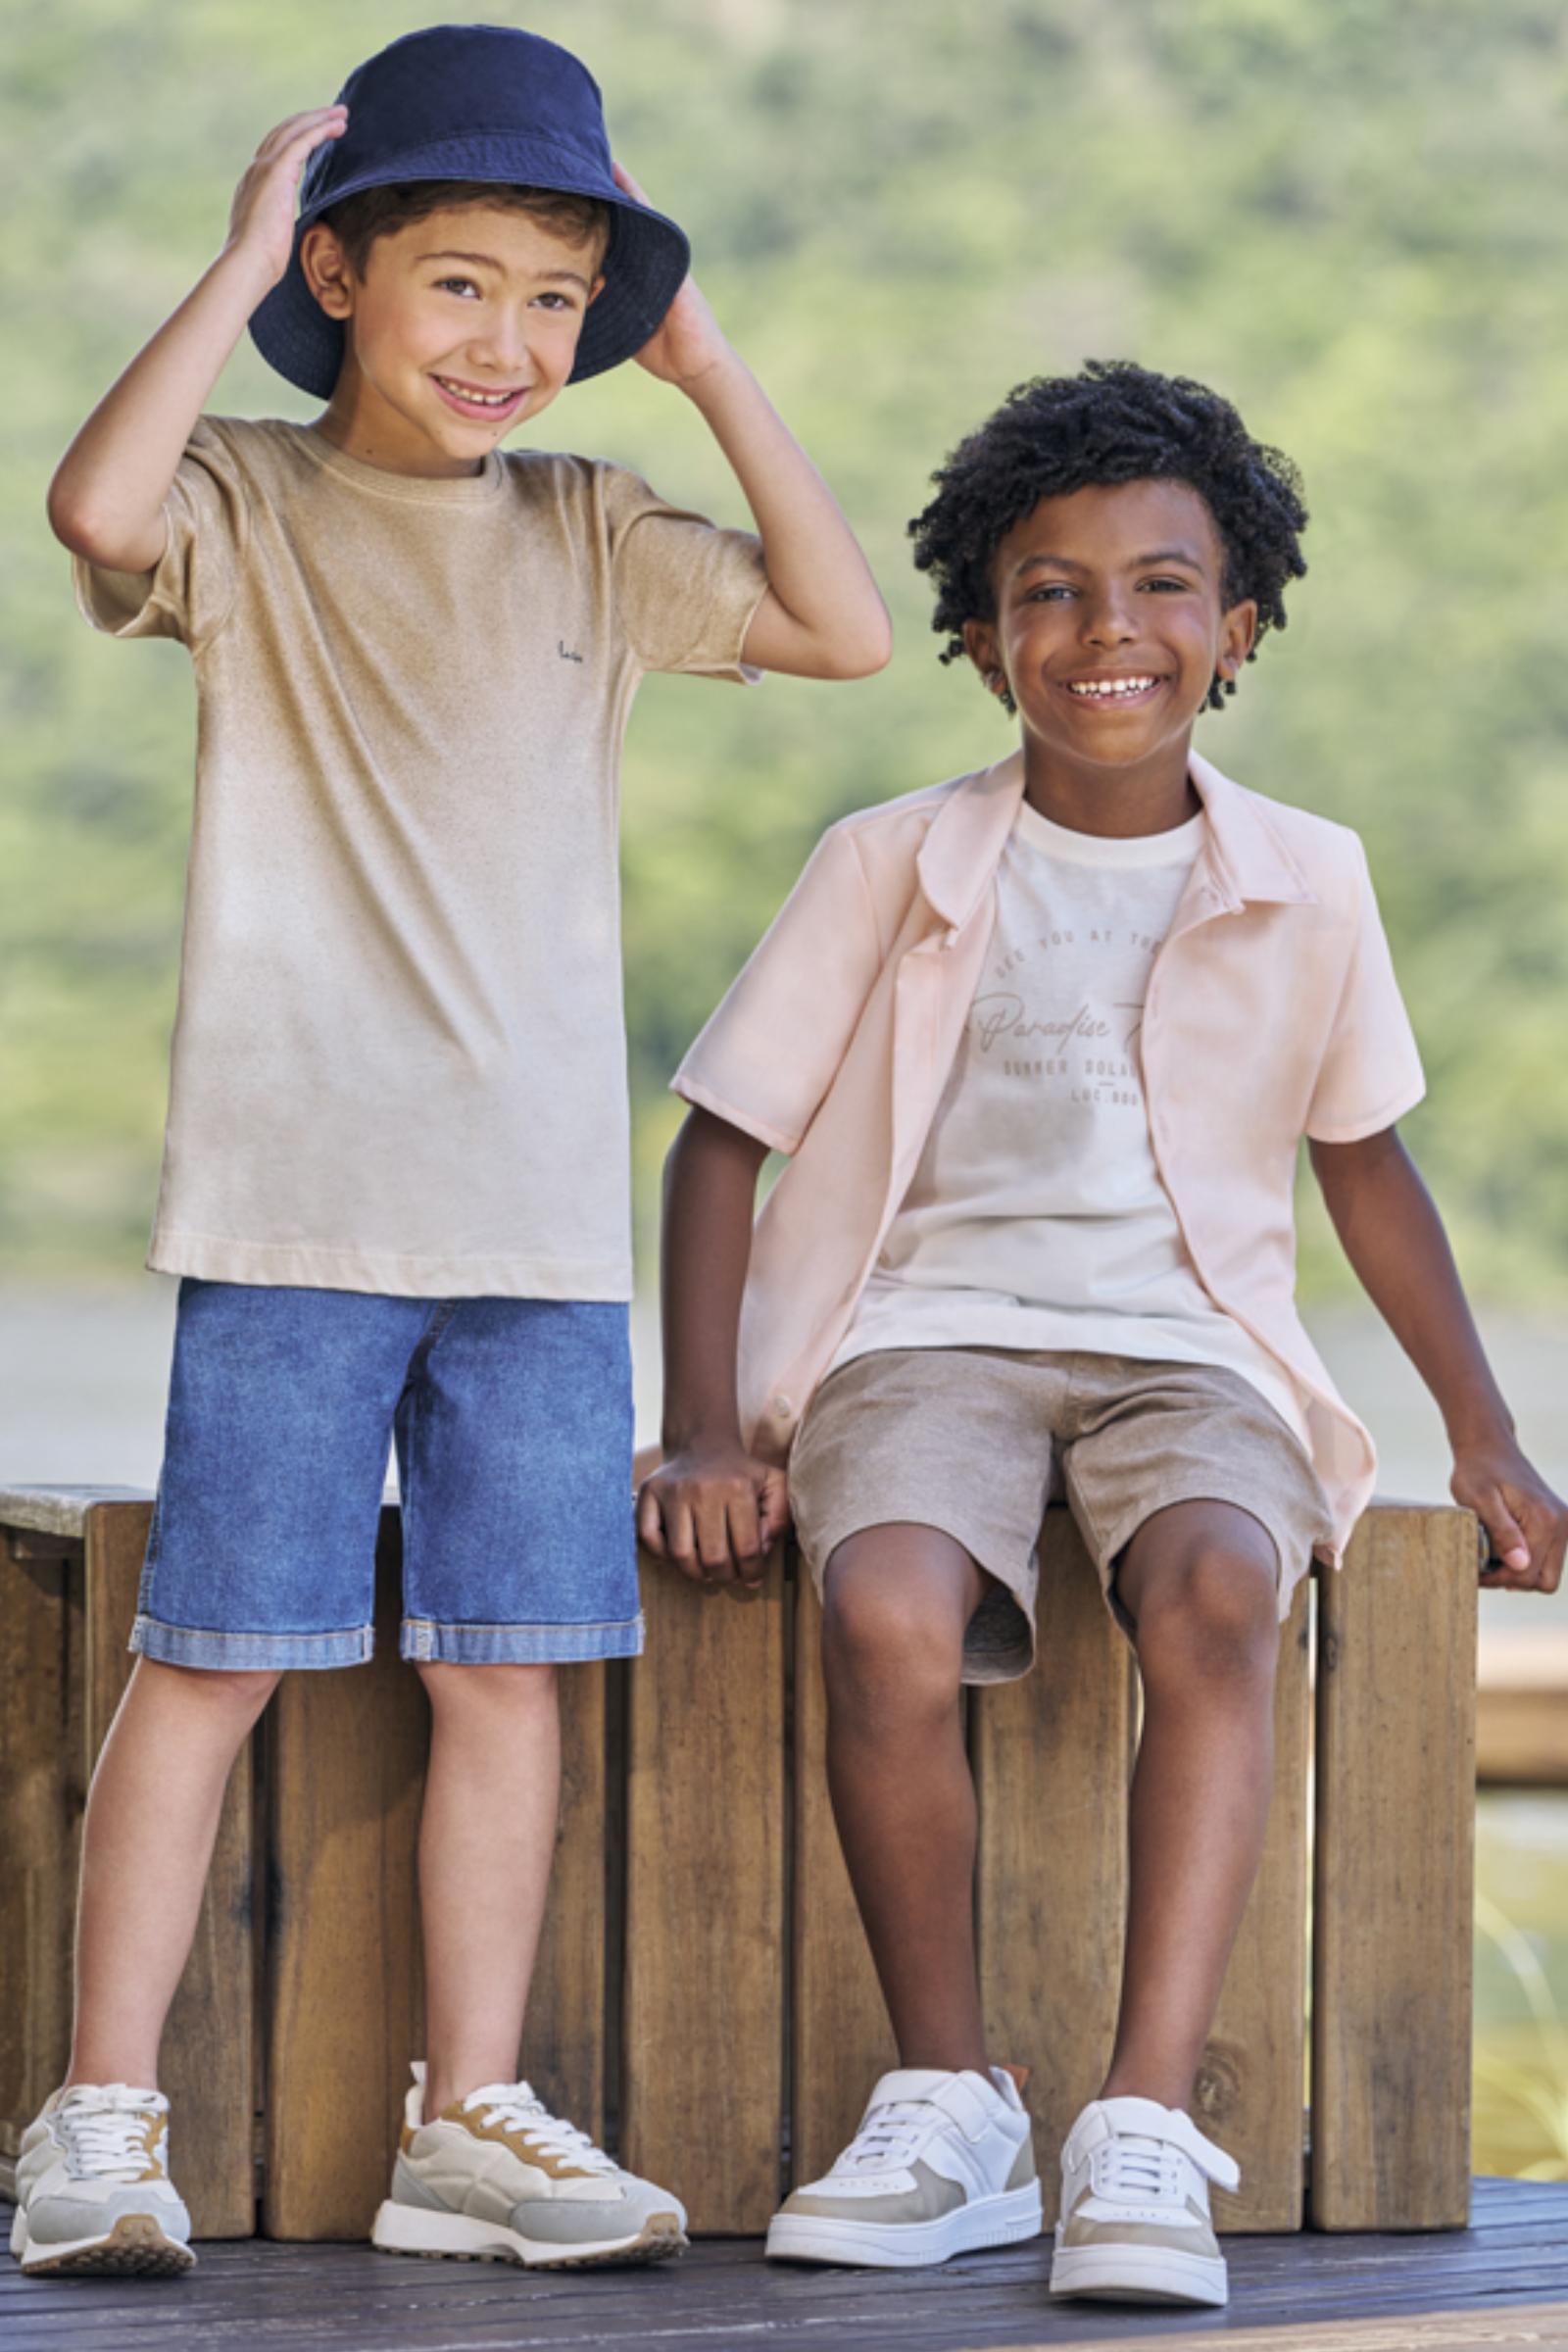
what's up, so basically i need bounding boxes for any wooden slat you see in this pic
[1477,1688,1568,1787]
[789,1570,896,2188]
[263,1510,426,2240]
[1311,1504,1478,2230]
[620,1546,787,2233]
[0,1537,84,2163]
[974,1510,1136,2170]
[1476,1629,1568,1784]
[82,1499,256,2238]
[517,1660,609,2139]
[1203,1573,1311,2232]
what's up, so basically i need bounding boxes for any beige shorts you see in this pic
[789,1347,1335,1685]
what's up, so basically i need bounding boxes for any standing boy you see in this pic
[18,23,888,2280]
[644,363,1565,2306]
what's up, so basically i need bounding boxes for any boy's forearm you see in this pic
[48,246,270,571]
[1309,1128,1513,1447]
[684,353,891,677]
[659,1107,769,1452]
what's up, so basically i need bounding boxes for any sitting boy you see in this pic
[19,22,888,2281]
[643,361,1565,2307]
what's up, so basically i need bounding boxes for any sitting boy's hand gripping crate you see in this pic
[0,1483,1476,2240]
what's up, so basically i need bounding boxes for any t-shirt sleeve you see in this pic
[1304,837,1426,1143]
[672,822,885,1153]
[72,417,250,651]
[602,463,769,684]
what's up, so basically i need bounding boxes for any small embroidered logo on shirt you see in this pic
[558,640,584,663]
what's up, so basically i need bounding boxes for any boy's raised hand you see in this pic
[611,162,732,390]
[1453,1439,1568,1593]
[225,107,349,291]
[637,1442,790,1595]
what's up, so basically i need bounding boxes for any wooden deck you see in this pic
[4,2181,1567,2351]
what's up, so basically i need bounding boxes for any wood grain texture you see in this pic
[620,1545,787,2233]
[263,1509,427,2240]
[1203,1573,1311,2232]
[83,1499,257,2238]
[0,1534,83,2164]
[1311,1505,1478,2231]
[789,1570,896,2189]
[973,1509,1136,2171]
[517,1660,608,2139]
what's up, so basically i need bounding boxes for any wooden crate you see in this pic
[0,1486,1476,2240]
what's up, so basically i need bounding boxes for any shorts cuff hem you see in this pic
[129,1616,374,1670]
[399,1614,646,1664]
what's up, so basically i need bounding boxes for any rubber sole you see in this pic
[765,2180,1043,2269]
[1050,2236,1228,2307]
[12,2210,196,2278]
[370,2198,687,2270]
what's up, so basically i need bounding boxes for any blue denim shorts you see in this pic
[132,1281,642,1671]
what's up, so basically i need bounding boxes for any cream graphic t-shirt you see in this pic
[832,798,1309,1441]
[75,417,768,1298]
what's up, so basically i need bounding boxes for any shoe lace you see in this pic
[833,2098,935,2176]
[1096,2132,1184,2205]
[58,2086,165,2180]
[462,2082,616,2176]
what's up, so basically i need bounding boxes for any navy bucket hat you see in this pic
[250,23,690,395]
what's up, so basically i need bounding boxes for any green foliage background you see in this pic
[6,0,1568,1293]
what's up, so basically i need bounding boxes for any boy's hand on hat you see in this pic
[612,162,731,391]
[1454,1438,1568,1593]
[637,1442,790,1595]
[224,107,349,294]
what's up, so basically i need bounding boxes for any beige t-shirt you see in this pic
[76,416,768,1298]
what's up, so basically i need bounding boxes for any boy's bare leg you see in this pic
[821,1526,991,2077]
[415,1661,562,2117]
[68,1657,278,2087]
[1100,1498,1281,2110]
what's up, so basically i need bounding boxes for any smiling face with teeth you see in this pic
[961,478,1258,835]
[300,201,607,478]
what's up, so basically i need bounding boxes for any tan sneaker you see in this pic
[1049,2095,1237,2306]
[10,2084,194,2278]
[371,2063,686,2268]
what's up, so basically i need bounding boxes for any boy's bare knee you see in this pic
[822,1562,964,1720]
[1135,1544,1280,1688]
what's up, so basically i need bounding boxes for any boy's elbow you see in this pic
[820,612,894,680]
[45,473,159,573]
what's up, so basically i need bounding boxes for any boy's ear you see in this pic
[961,617,1009,705]
[1215,597,1258,686]
[299,222,357,321]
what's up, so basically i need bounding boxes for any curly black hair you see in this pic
[908,361,1308,713]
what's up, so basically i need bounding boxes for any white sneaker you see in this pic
[371,2063,687,2268]
[1050,2094,1238,2306]
[10,2084,194,2277]
[765,2066,1041,2268]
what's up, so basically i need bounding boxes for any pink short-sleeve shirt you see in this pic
[672,749,1424,1564]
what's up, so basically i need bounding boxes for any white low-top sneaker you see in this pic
[1050,2094,1239,2306]
[371,2063,687,2268]
[765,2066,1041,2268]
[10,2083,194,2277]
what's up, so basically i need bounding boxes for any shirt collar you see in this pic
[915,744,1317,930]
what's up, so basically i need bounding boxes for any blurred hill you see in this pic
[5,0,1568,1293]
